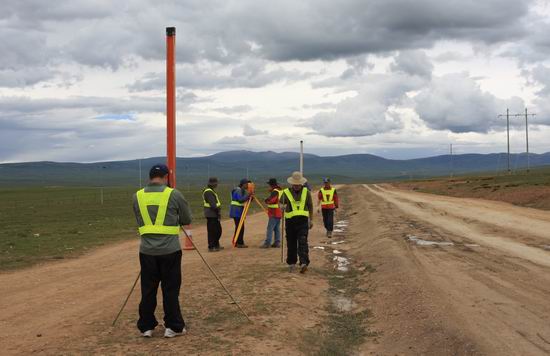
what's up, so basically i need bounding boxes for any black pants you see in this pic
[137,250,185,333]
[233,217,245,245]
[322,208,334,232]
[285,216,310,266]
[206,217,222,249]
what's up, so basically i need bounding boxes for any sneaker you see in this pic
[300,264,308,274]
[288,264,296,273]
[271,242,280,248]
[208,248,218,252]
[236,244,249,248]
[142,330,153,338]
[326,231,330,237]
[259,244,270,249]
[328,231,333,238]
[164,327,187,338]
[217,246,225,250]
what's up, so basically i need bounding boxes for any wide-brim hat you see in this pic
[287,171,307,185]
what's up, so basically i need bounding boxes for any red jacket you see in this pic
[265,186,283,218]
[318,187,339,210]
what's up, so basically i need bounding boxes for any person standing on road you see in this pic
[203,177,223,252]
[230,178,251,248]
[280,171,313,273]
[132,164,192,338]
[318,178,339,238]
[260,178,283,248]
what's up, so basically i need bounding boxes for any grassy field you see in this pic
[0,184,269,270]
[395,166,550,210]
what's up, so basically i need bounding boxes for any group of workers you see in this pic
[132,164,339,338]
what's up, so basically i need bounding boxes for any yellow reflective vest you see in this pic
[136,187,180,235]
[267,188,283,209]
[320,187,336,207]
[203,188,221,208]
[283,187,310,219]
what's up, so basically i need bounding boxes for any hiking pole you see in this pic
[281,205,286,264]
[181,229,252,323]
[112,271,141,326]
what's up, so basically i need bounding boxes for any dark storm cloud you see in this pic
[0,0,534,85]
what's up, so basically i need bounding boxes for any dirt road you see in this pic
[356,184,550,355]
[1,185,550,355]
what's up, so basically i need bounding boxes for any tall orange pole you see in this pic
[166,27,176,188]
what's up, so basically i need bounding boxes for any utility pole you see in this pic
[498,109,511,174]
[524,108,536,173]
[498,108,536,174]
[138,158,142,188]
[299,140,304,174]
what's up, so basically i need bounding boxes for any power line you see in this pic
[497,108,535,174]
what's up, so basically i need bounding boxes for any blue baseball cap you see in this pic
[323,177,331,183]
[149,164,170,178]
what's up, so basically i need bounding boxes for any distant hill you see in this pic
[1,150,549,186]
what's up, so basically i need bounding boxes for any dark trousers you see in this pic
[206,217,222,249]
[233,217,245,245]
[322,208,335,232]
[137,250,185,333]
[285,216,310,266]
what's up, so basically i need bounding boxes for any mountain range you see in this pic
[1,150,549,186]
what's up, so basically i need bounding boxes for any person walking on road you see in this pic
[203,177,223,252]
[132,164,192,338]
[260,178,283,248]
[318,178,339,238]
[230,178,251,248]
[280,171,313,273]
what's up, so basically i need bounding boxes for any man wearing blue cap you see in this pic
[229,178,251,248]
[132,164,192,338]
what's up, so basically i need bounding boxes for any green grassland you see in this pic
[0,184,269,270]
[398,166,550,210]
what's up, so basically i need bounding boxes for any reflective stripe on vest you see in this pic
[136,187,180,235]
[203,188,221,208]
[320,187,335,206]
[267,188,283,209]
[283,187,309,219]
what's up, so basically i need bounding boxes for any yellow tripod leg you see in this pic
[233,199,251,246]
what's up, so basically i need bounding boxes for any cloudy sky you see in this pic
[2,0,550,163]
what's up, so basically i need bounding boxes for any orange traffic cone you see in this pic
[181,227,195,250]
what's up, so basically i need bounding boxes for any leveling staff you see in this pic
[133,164,192,338]
[280,171,313,273]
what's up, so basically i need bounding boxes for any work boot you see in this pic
[236,244,249,248]
[300,264,308,274]
[259,243,270,249]
[164,327,187,338]
[208,248,219,252]
[288,264,296,273]
[142,330,153,338]
[328,231,333,238]
[271,242,280,248]
[216,246,225,250]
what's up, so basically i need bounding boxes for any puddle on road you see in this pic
[333,249,343,254]
[333,228,345,233]
[329,241,346,245]
[465,243,480,248]
[332,295,356,312]
[313,246,326,250]
[335,220,348,227]
[407,234,454,247]
[333,256,350,272]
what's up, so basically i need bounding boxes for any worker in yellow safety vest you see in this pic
[280,171,314,273]
[132,164,192,338]
[203,177,223,252]
[318,177,339,238]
